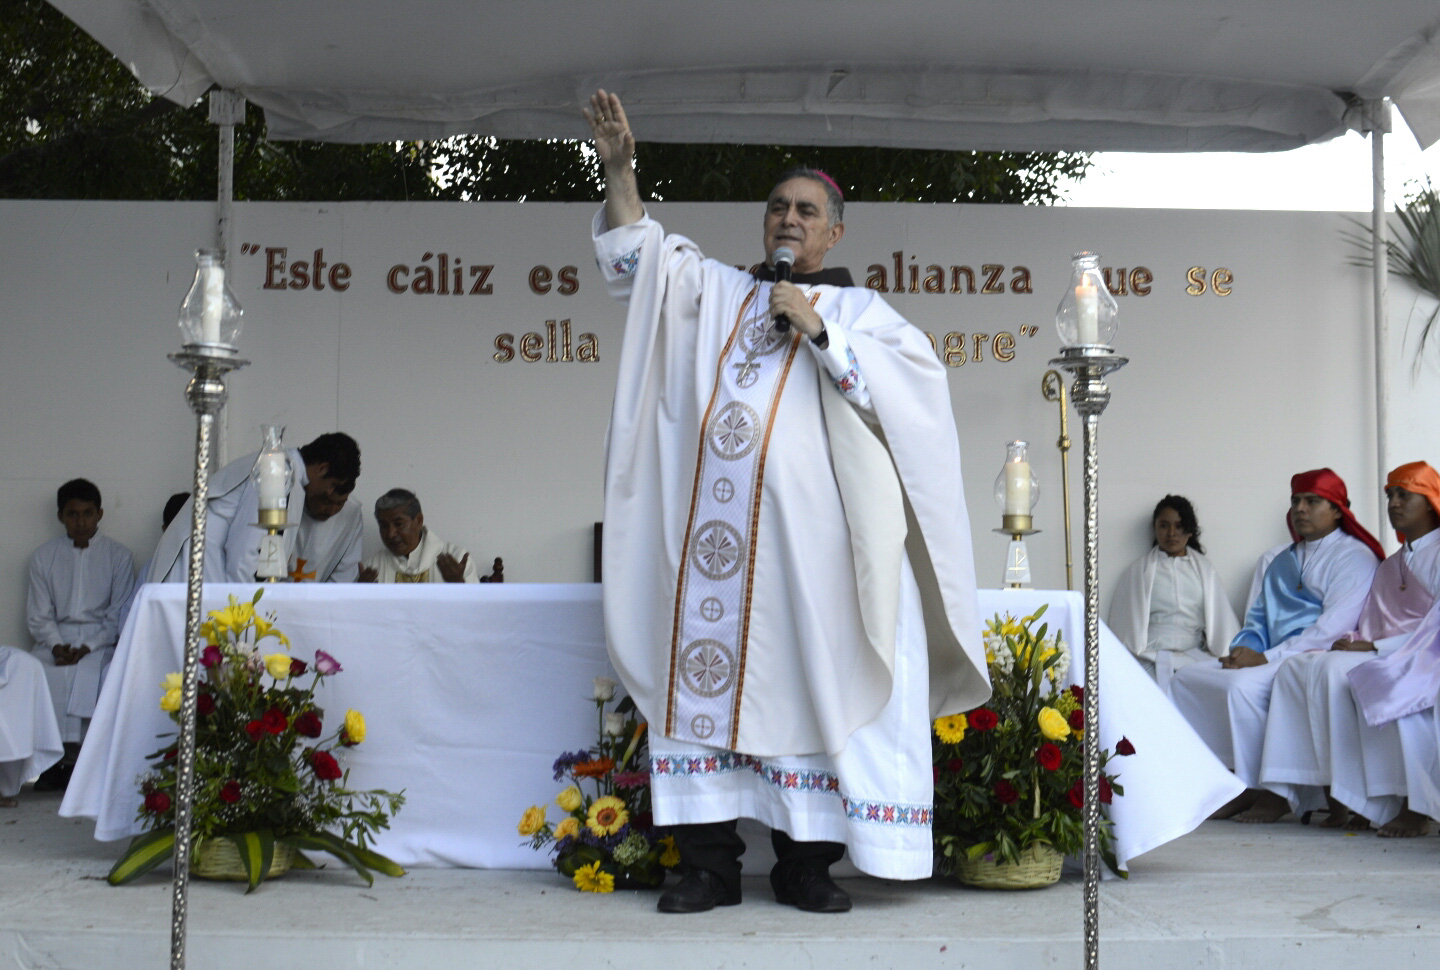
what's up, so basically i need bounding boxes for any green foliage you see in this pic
[1347,183,1440,372]
[932,606,1127,876]
[3,0,1088,204]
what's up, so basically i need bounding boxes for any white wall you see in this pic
[2,199,1422,650]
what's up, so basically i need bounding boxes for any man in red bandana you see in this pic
[1259,462,1440,832]
[1170,469,1382,822]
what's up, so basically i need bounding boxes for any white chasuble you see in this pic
[596,212,986,878]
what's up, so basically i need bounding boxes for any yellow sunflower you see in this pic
[573,860,614,893]
[659,835,681,868]
[586,795,630,837]
[554,817,581,841]
[934,713,968,743]
[517,804,547,837]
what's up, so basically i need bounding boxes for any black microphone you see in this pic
[772,246,795,332]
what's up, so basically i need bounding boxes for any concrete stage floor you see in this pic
[3,786,1438,970]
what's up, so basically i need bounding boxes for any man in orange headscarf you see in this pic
[1260,463,1440,834]
[1170,469,1382,822]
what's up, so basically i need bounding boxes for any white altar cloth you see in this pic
[62,585,1239,871]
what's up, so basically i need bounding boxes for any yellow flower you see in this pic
[517,804,547,836]
[252,615,289,646]
[1038,706,1071,741]
[264,652,293,679]
[659,835,681,868]
[161,672,182,692]
[573,860,615,893]
[556,785,583,812]
[586,795,629,837]
[200,619,224,645]
[344,709,367,744]
[160,688,182,712]
[554,817,581,841]
[934,713,968,743]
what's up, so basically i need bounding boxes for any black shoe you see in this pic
[32,761,72,793]
[771,866,852,913]
[657,867,742,913]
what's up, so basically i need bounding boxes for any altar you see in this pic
[61,583,1240,871]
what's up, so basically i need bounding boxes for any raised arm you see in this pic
[583,89,643,229]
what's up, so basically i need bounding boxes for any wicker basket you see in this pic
[191,838,295,882]
[953,844,1062,889]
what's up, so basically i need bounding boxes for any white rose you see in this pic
[593,676,617,702]
[604,712,626,737]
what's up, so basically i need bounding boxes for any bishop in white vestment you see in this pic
[586,91,986,913]
[1170,469,1381,822]
[361,488,479,583]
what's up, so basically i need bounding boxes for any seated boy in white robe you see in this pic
[1170,468,1381,822]
[26,478,136,789]
[1259,462,1440,831]
[359,488,478,583]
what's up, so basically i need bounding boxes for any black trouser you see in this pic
[670,821,845,896]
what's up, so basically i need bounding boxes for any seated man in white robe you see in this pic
[1260,462,1440,832]
[585,91,987,914]
[147,432,361,584]
[1108,494,1240,695]
[27,478,136,789]
[289,479,364,583]
[0,646,64,807]
[358,488,479,583]
[1170,468,1381,822]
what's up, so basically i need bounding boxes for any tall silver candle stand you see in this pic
[1049,347,1125,970]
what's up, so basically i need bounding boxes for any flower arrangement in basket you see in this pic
[517,676,679,892]
[108,590,406,892]
[931,606,1133,886]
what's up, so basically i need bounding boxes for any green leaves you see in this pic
[227,830,275,894]
[107,829,176,885]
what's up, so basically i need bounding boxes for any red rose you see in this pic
[970,708,999,731]
[293,711,323,738]
[245,719,265,742]
[994,780,1019,804]
[1069,685,1084,701]
[200,645,222,668]
[261,707,287,735]
[1068,709,1084,731]
[1067,781,1083,808]
[310,749,342,781]
[1100,776,1113,804]
[290,658,309,676]
[1036,743,1062,772]
[144,791,172,814]
[197,693,216,716]
[947,757,964,774]
[1115,736,1136,756]
[219,780,242,804]
[932,765,940,784]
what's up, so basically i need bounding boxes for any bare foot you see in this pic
[1234,791,1291,823]
[0,796,17,809]
[1211,789,1260,820]
[1378,809,1430,838]
[1344,813,1372,831]
[1315,794,1351,828]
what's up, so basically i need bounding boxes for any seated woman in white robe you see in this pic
[0,646,64,807]
[1109,495,1240,696]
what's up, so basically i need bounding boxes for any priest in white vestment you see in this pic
[1260,462,1440,832]
[27,479,135,772]
[289,487,364,583]
[146,432,361,584]
[585,91,987,914]
[1109,495,1239,695]
[359,488,479,583]
[0,646,64,806]
[1170,469,1381,822]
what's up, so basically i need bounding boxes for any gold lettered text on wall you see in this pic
[493,320,599,363]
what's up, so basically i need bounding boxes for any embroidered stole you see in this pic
[665,284,820,747]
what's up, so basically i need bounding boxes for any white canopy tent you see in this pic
[41,0,1440,514]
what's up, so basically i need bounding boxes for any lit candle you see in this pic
[201,265,224,345]
[1004,459,1031,516]
[1074,279,1099,345]
[256,451,289,510]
